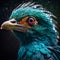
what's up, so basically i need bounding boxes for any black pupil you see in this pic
[30,19,33,22]
[29,18,34,22]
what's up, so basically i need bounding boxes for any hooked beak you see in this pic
[1,19,17,29]
[1,19,27,32]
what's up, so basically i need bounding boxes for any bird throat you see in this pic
[13,30,33,45]
[13,28,57,46]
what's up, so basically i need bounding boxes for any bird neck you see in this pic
[14,30,57,46]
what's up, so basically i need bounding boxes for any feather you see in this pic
[9,2,60,60]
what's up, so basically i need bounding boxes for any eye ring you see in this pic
[27,17,35,25]
[29,18,35,22]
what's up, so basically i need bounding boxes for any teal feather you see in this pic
[9,2,60,60]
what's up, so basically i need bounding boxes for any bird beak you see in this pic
[1,19,18,30]
[0,19,28,32]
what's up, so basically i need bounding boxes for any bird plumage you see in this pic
[1,2,60,60]
[10,2,58,46]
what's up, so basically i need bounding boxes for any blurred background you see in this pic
[0,0,60,60]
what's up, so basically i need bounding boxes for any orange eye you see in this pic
[19,16,38,28]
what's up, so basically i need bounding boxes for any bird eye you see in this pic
[27,17,35,25]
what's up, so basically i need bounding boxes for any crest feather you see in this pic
[13,2,59,39]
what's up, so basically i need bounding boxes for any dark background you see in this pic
[0,0,60,60]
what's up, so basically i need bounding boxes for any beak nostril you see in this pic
[9,18,17,23]
[11,20,17,23]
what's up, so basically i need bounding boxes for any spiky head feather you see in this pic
[10,2,58,46]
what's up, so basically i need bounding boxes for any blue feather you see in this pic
[9,2,60,60]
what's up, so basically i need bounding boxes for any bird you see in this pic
[1,2,60,60]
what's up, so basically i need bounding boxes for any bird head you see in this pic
[1,2,58,46]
